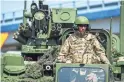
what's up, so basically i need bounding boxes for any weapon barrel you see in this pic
[18,26,24,32]
[13,33,27,44]
[51,23,56,31]
[51,26,56,31]
[39,0,43,9]
[56,23,62,31]
[23,0,27,25]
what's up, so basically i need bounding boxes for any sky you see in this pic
[1,0,75,13]
[1,0,119,13]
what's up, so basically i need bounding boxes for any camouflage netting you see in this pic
[2,47,60,82]
[38,76,54,82]
[25,63,43,79]
[24,46,60,79]
[2,76,54,82]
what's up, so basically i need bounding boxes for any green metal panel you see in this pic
[121,73,124,81]
[120,1,124,55]
[37,33,48,38]
[21,45,48,53]
[3,54,24,66]
[113,67,121,73]
[100,30,112,62]
[52,8,77,23]
[4,66,25,74]
[47,17,52,38]
[112,34,120,53]
[3,54,25,74]
[1,56,4,76]
[117,61,124,65]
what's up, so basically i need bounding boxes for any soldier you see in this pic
[57,16,110,64]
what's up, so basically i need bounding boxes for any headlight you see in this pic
[34,11,45,20]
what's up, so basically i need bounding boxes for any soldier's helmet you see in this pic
[74,16,90,31]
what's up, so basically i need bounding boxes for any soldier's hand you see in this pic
[56,55,66,63]
[66,60,72,63]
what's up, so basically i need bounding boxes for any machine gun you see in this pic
[12,0,76,62]
[13,0,50,45]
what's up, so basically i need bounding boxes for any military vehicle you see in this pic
[1,0,124,82]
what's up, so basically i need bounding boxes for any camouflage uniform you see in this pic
[58,32,110,64]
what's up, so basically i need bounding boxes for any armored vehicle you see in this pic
[1,0,124,82]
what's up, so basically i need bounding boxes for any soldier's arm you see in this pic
[93,36,111,64]
[57,36,71,63]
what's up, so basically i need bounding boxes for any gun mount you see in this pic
[13,0,77,61]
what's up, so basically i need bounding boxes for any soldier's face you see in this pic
[77,24,87,33]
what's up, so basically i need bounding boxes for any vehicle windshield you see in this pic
[58,67,105,82]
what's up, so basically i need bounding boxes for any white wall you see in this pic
[90,16,120,33]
